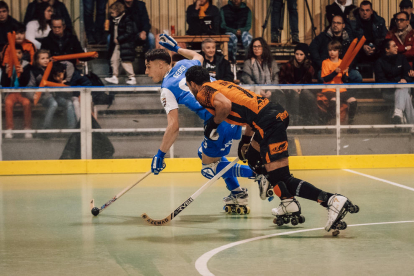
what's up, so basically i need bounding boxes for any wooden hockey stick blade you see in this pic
[142,158,239,226]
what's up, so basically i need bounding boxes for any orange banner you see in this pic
[339,36,366,71]
[7,32,21,78]
[339,38,357,71]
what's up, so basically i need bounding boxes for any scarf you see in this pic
[199,2,209,19]
[251,58,272,84]
[395,25,413,45]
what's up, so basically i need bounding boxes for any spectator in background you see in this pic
[41,16,89,66]
[105,2,136,85]
[279,43,317,126]
[25,2,53,49]
[390,0,414,31]
[83,0,108,44]
[386,12,414,66]
[271,0,299,44]
[2,23,36,67]
[325,0,356,26]
[220,0,252,63]
[346,1,387,63]
[375,39,414,126]
[200,38,233,82]
[186,0,220,35]
[310,15,362,83]
[0,1,20,51]
[2,44,33,139]
[24,0,73,32]
[118,0,155,50]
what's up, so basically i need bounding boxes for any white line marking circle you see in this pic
[195,220,414,276]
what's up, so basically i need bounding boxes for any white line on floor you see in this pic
[195,220,414,276]
[343,169,414,192]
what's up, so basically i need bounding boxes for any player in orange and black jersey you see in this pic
[185,66,359,232]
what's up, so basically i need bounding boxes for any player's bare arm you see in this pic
[212,93,232,124]
[159,109,179,153]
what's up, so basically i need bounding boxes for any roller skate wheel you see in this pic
[298,215,305,224]
[283,217,290,224]
[267,189,274,197]
[274,217,284,226]
[354,205,360,213]
[245,206,250,214]
[236,206,244,215]
[291,217,299,226]
[339,221,347,230]
[224,206,232,214]
[332,230,340,236]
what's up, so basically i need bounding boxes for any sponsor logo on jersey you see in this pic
[173,65,186,78]
[269,141,288,155]
[276,110,289,121]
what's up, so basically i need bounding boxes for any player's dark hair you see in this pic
[360,1,372,9]
[380,39,394,55]
[145,49,172,65]
[50,62,66,79]
[395,11,410,20]
[185,66,211,85]
[15,44,23,52]
[0,1,9,12]
[16,22,26,34]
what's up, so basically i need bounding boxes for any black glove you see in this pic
[204,117,220,140]
[238,135,252,162]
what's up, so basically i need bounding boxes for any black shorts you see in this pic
[252,102,289,164]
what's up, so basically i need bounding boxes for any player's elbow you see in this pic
[195,53,204,64]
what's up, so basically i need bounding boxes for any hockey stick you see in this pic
[142,158,240,225]
[90,170,151,216]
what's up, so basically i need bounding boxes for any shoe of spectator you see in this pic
[292,35,300,44]
[391,115,403,125]
[126,77,136,85]
[4,129,13,139]
[24,128,33,139]
[105,76,119,84]
[271,33,280,43]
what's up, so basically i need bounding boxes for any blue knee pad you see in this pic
[224,177,240,191]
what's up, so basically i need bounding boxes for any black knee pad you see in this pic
[246,145,266,175]
[266,167,293,199]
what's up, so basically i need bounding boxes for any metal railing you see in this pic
[1,83,413,160]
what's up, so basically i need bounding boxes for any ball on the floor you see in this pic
[91,207,100,216]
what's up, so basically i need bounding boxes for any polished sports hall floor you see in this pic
[1,168,414,275]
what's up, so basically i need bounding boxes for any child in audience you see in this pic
[1,23,36,67]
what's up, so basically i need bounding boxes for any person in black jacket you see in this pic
[23,0,73,32]
[375,39,414,125]
[41,16,95,66]
[186,0,220,35]
[0,1,20,52]
[105,2,136,85]
[325,0,356,26]
[309,15,362,83]
[117,0,154,50]
[200,38,233,82]
[390,0,414,31]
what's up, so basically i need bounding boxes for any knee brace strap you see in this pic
[266,167,293,199]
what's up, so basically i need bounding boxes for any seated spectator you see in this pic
[2,44,33,139]
[0,1,20,51]
[320,40,357,127]
[390,0,414,31]
[49,61,92,121]
[325,0,356,26]
[186,0,220,35]
[271,0,299,43]
[105,2,136,85]
[118,0,155,50]
[200,38,233,82]
[375,39,414,126]
[279,43,317,125]
[83,0,107,44]
[345,1,387,63]
[24,0,73,33]
[386,12,414,66]
[41,16,88,66]
[25,2,53,49]
[220,0,252,62]
[310,15,362,83]
[2,23,36,67]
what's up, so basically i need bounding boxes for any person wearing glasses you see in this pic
[390,0,414,31]
[386,11,414,66]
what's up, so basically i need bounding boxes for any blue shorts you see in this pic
[200,122,242,158]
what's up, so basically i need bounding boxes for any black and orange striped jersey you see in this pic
[196,80,270,126]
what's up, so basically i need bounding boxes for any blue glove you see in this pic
[151,149,166,175]
[159,34,180,52]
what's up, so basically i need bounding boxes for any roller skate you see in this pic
[223,188,250,215]
[272,197,305,226]
[256,174,274,202]
[325,194,360,236]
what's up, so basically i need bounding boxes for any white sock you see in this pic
[393,108,403,118]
